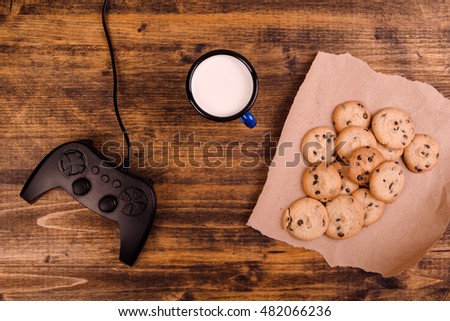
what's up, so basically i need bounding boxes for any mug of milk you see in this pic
[186,50,258,128]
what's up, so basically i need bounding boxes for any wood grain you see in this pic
[0,0,449,300]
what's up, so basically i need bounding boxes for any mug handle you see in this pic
[240,112,257,128]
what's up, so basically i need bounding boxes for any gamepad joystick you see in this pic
[20,140,156,266]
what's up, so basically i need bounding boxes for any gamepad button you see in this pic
[98,195,118,213]
[59,149,86,177]
[72,178,91,196]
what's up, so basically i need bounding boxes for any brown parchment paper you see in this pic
[247,52,450,277]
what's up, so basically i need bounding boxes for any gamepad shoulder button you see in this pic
[72,178,91,196]
[59,149,86,177]
[119,187,147,217]
[98,195,118,213]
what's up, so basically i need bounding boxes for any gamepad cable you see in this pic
[102,0,132,169]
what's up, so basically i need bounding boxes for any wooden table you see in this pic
[1,0,449,300]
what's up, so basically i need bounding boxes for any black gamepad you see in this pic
[20,140,156,266]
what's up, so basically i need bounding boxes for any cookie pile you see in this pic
[282,101,440,241]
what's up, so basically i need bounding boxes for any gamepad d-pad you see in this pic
[20,140,156,266]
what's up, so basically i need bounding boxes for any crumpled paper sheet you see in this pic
[247,51,450,277]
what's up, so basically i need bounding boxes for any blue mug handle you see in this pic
[240,111,257,129]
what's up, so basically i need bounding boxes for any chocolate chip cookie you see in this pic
[335,126,377,164]
[371,107,415,149]
[302,163,341,203]
[403,134,439,173]
[325,194,365,239]
[332,100,371,133]
[282,197,329,241]
[300,126,336,165]
[332,161,359,195]
[347,147,385,186]
[352,188,385,227]
[370,161,405,203]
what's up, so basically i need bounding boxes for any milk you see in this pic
[190,55,255,118]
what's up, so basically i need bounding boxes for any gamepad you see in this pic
[20,140,156,266]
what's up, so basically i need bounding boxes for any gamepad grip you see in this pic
[20,140,156,266]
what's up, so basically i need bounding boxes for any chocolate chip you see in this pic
[402,142,406,146]
[437,153,439,158]
[368,157,373,162]
[338,232,345,238]
[346,120,352,125]
[425,144,430,148]
[403,135,408,139]
[315,190,321,195]
[322,220,325,226]
[357,175,363,181]
[298,219,304,226]
[313,181,318,185]
[357,103,363,107]
[357,155,362,160]
[368,202,373,206]
[394,121,398,125]
[327,138,332,143]
[363,113,368,119]
[389,182,394,190]
[356,162,360,166]
[345,188,350,193]
[336,218,341,222]
[313,174,318,180]
[322,134,326,138]
[425,164,430,168]
[364,170,369,175]
[417,168,423,172]
[394,193,398,197]
[383,179,386,182]
[336,226,341,230]
[313,151,318,156]
[376,169,380,173]
[321,156,325,160]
